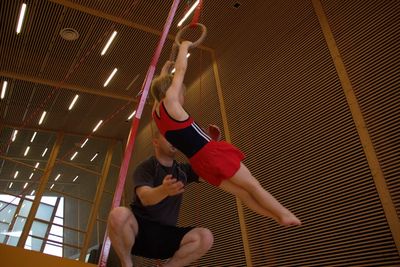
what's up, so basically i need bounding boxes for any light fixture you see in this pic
[80,138,89,148]
[177,0,200,27]
[127,110,136,120]
[101,31,117,56]
[41,148,48,157]
[14,171,19,179]
[1,81,7,99]
[54,174,61,181]
[73,175,79,182]
[103,68,118,87]
[38,111,47,125]
[11,130,18,142]
[23,182,28,189]
[9,182,13,189]
[90,153,99,162]
[30,190,35,196]
[24,146,30,156]
[50,184,55,190]
[34,162,39,169]
[29,173,34,180]
[16,3,27,34]
[68,94,79,110]
[30,132,37,142]
[92,120,103,132]
[70,151,78,161]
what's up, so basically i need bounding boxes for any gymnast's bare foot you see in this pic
[278,209,302,226]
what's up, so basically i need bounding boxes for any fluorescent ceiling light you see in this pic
[80,138,89,148]
[127,110,136,120]
[41,148,48,157]
[38,111,47,125]
[177,0,200,27]
[104,68,118,87]
[70,151,78,161]
[30,132,37,142]
[1,81,7,99]
[9,182,13,189]
[30,190,35,196]
[23,182,28,189]
[16,3,27,34]
[34,162,39,169]
[90,153,98,162]
[92,120,103,132]
[68,94,79,110]
[50,184,55,190]
[14,171,19,178]
[11,130,18,142]
[101,31,117,56]
[73,175,79,182]
[29,173,34,180]
[24,146,30,156]
[54,174,61,181]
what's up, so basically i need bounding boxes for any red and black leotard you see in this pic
[153,101,245,186]
[153,101,211,158]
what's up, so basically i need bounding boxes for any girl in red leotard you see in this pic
[151,41,301,226]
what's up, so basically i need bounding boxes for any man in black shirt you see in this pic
[108,130,214,267]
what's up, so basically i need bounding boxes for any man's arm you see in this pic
[136,174,184,206]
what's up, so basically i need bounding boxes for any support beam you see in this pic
[211,50,253,267]
[79,141,114,261]
[48,0,213,52]
[17,133,64,247]
[312,0,400,256]
[0,71,136,102]
[2,123,119,142]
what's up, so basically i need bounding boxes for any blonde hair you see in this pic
[151,74,173,102]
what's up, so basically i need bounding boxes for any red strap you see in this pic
[190,0,203,27]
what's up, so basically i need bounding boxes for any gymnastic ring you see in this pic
[175,23,207,48]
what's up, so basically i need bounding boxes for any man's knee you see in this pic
[190,228,214,252]
[108,207,134,229]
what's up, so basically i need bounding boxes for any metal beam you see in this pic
[2,123,120,141]
[211,50,253,267]
[79,141,115,261]
[48,0,213,52]
[0,71,136,102]
[312,0,400,256]
[17,133,64,247]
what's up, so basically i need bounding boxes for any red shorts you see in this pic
[189,141,245,186]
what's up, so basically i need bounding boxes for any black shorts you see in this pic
[132,216,194,259]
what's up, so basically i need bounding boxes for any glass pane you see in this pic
[31,220,49,238]
[25,236,43,252]
[98,192,112,221]
[36,203,54,221]
[0,222,9,243]
[6,216,26,246]
[43,242,63,257]
[19,199,33,217]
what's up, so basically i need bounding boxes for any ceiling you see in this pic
[0,0,255,196]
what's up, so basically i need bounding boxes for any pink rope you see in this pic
[97,1,181,266]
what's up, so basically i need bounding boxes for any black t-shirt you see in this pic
[131,156,199,226]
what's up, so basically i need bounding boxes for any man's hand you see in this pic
[207,124,221,141]
[162,174,184,196]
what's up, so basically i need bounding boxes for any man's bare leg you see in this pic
[163,228,213,267]
[108,207,138,267]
